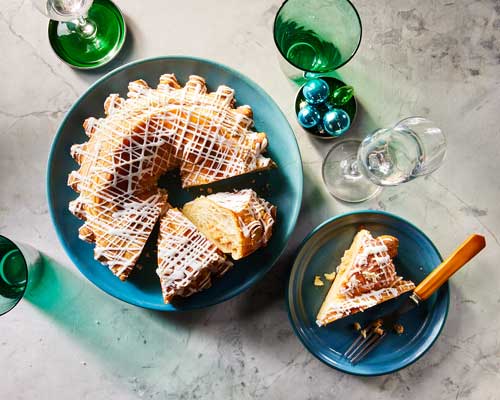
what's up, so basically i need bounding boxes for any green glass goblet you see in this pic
[273,0,362,77]
[0,236,43,315]
[33,0,126,69]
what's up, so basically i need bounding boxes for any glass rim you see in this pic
[393,116,447,148]
[0,235,28,316]
[272,0,363,74]
[393,115,447,175]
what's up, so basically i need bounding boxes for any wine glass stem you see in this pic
[74,15,97,39]
[303,71,322,80]
[341,158,362,180]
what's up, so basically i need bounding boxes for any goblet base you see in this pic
[322,140,381,203]
[48,0,126,69]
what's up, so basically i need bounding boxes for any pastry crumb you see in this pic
[324,271,336,281]
[207,187,213,194]
[373,319,383,328]
[360,329,367,339]
[313,276,324,286]
[393,323,404,335]
[353,322,362,331]
[374,327,384,335]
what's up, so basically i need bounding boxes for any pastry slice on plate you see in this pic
[183,189,277,260]
[156,207,233,304]
[69,189,168,281]
[316,229,415,327]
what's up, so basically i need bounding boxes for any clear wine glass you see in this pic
[32,0,126,69]
[322,117,447,202]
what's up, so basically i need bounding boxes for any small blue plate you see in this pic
[47,56,303,311]
[287,211,449,376]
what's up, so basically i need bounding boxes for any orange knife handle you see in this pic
[414,234,486,301]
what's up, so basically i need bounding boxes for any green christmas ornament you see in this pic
[329,85,354,106]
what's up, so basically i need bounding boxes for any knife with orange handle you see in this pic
[377,233,486,316]
[410,233,486,303]
[345,234,486,364]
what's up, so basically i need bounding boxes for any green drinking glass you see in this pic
[0,236,43,315]
[273,0,362,75]
[33,0,126,69]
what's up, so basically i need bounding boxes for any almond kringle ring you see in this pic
[68,74,276,281]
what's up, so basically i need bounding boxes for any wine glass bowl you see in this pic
[358,117,447,186]
[34,0,93,21]
[394,117,447,176]
[322,117,446,202]
[273,0,362,74]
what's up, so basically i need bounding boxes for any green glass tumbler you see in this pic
[273,0,362,74]
[0,236,42,315]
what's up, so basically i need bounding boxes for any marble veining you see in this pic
[0,0,499,399]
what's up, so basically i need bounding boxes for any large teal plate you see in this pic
[47,56,303,310]
[287,211,449,375]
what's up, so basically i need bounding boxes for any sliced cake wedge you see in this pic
[182,189,276,260]
[156,207,233,304]
[316,229,415,327]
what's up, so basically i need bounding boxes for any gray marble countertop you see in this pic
[1,0,498,398]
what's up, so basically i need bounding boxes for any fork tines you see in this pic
[344,324,387,364]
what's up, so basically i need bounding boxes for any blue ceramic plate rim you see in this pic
[47,55,303,311]
[286,210,450,376]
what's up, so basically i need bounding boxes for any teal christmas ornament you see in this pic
[302,78,330,104]
[322,108,350,136]
[329,85,354,106]
[297,104,321,128]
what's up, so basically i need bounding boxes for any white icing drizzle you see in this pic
[101,74,273,188]
[340,233,398,297]
[68,74,273,279]
[156,208,233,302]
[315,285,414,327]
[207,189,276,242]
[68,191,167,279]
[318,230,415,325]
